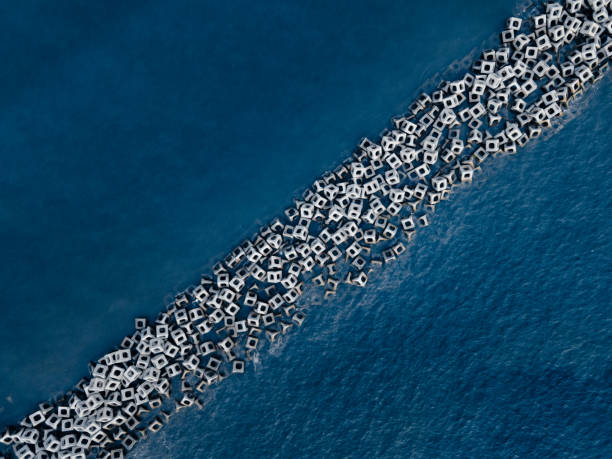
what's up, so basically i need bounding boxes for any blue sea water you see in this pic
[0,1,610,458]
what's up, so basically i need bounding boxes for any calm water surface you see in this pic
[0,1,610,457]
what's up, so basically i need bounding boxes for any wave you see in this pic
[2,0,610,457]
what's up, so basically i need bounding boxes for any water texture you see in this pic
[0,1,610,457]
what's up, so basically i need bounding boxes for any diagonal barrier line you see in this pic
[1,0,610,457]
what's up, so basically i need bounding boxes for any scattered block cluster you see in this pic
[1,1,610,457]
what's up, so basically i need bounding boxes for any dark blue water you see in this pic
[0,1,610,457]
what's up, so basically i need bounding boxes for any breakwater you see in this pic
[1,1,610,457]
